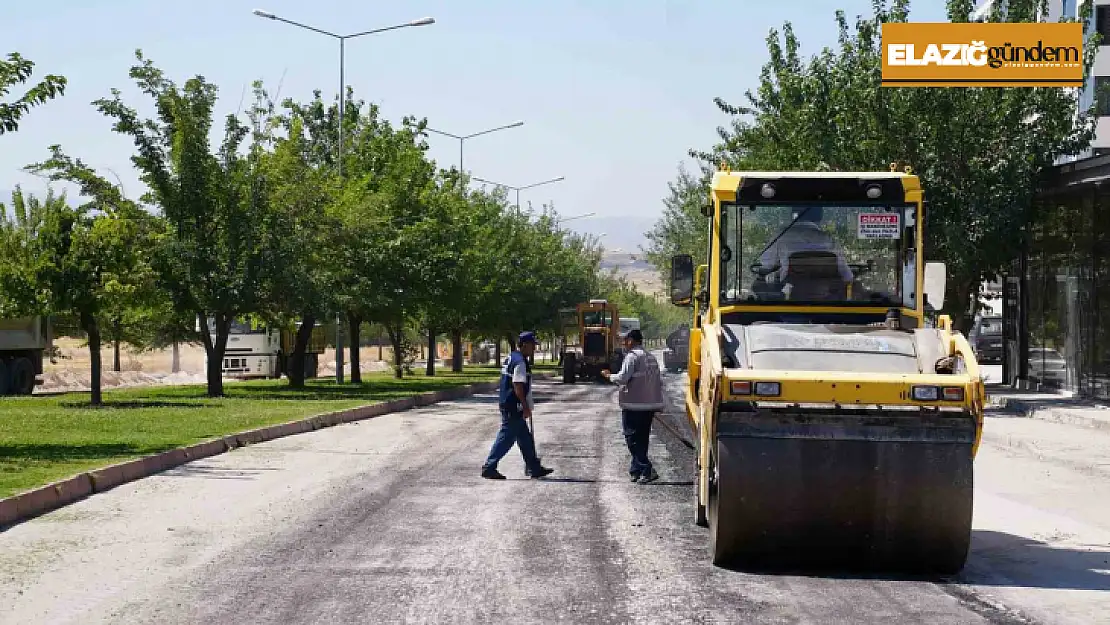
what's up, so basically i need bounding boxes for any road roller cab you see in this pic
[669,164,985,574]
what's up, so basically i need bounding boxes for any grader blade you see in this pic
[708,409,976,575]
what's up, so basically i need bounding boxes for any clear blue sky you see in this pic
[1,0,948,252]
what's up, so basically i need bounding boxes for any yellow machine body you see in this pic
[670,166,984,573]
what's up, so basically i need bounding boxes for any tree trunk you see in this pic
[288,313,317,388]
[201,312,229,398]
[426,327,436,377]
[110,318,122,372]
[378,327,384,361]
[349,313,363,384]
[947,276,978,333]
[451,329,464,373]
[388,325,405,379]
[494,340,501,366]
[171,341,180,373]
[83,313,103,406]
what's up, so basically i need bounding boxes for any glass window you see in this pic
[719,203,916,308]
[1097,6,1110,44]
[1096,76,1110,116]
[581,310,613,326]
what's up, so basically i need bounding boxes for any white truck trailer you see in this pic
[202,317,325,380]
[618,317,640,338]
[0,316,51,396]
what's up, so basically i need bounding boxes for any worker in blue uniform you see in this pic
[481,331,554,480]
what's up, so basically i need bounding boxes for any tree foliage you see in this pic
[650,0,1099,329]
[77,50,277,396]
[0,182,153,405]
[1,53,623,395]
[644,163,712,280]
[0,52,66,134]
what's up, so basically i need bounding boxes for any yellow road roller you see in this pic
[669,164,985,574]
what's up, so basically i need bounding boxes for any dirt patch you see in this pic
[38,340,403,394]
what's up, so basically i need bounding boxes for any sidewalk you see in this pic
[988,386,1110,431]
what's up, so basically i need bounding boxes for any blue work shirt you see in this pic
[498,350,533,414]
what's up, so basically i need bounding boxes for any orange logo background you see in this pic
[881,22,1084,87]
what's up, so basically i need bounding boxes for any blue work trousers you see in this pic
[622,410,655,477]
[483,408,542,472]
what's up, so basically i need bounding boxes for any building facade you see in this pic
[997,155,1110,401]
[972,0,1106,160]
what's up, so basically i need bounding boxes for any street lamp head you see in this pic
[409,17,436,26]
[553,176,566,181]
[252,8,276,19]
[508,121,524,128]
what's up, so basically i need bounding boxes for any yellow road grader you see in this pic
[669,165,985,574]
[560,300,625,383]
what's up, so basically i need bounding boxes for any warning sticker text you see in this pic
[858,213,901,239]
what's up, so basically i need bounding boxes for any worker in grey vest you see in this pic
[602,329,665,483]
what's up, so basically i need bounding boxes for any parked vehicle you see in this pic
[0,316,51,396]
[969,314,1003,364]
[202,316,326,380]
[662,325,689,373]
[618,317,640,338]
[1028,347,1067,388]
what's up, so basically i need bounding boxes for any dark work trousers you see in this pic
[483,408,542,472]
[622,409,655,477]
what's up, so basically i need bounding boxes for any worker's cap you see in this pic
[627,329,643,343]
[518,331,537,345]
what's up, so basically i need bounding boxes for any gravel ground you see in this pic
[1,366,1108,624]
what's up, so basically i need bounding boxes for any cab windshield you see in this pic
[720,203,918,308]
[581,310,613,327]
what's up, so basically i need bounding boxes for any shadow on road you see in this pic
[959,530,1110,591]
[533,476,694,486]
[704,530,1109,592]
[164,463,283,481]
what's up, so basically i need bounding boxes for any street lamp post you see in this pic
[425,122,524,173]
[471,176,566,209]
[253,8,433,384]
[555,211,595,228]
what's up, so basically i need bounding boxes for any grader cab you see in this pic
[670,165,985,574]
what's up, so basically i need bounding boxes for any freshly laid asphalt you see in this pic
[1,362,1108,624]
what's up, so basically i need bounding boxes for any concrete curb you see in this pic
[993,396,1110,431]
[0,376,520,531]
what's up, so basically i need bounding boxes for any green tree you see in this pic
[284,89,439,382]
[595,270,687,341]
[256,87,343,387]
[644,164,712,279]
[330,133,436,379]
[0,53,65,134]
[414,171,480,375]
[92,51,273,396]
[0,181,153,405]
[658,0,1098,329]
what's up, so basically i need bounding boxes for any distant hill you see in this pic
[601,251,663,296]
[572,214,657,254]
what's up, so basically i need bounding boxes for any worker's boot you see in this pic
[481,467,506,480]
[529,466,554,479]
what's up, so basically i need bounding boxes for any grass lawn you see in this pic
[0,368,499,498]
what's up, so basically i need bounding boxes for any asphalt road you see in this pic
[1,367,1108,624]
